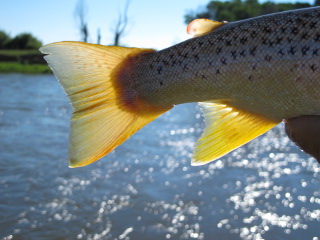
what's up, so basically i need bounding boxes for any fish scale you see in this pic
[40,7,320,167]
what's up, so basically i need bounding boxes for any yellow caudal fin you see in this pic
[40,41,172,167]
[192,102,279,166]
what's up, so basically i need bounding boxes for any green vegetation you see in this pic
[0,49,40,56]
[0,62,50,74]
[0,32,50,74]
[185,0,315,23]
[0,31,42,50]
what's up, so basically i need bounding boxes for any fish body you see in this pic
[130,7,320,121]
[40,7,320,167]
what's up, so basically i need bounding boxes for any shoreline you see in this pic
[0,49,51,74]
[0,62,51,74]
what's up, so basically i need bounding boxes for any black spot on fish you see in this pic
[314,33,320,42]
[302,12,311,18]
[171,60,177,67]
[201,74,207,79]
[225,31,231,37]
[239,49,246,57]
[233,34,239,41]
[291,27,299,35]
[154,57,161,63]
[281,27,287,34]
[288,46,296,55]
[193,53,200,62]
[208,60,214,67]
[296,17,304,25]
[301,46,310,56]
[310,22,317,29]
[274,19,282,25]
[162,60,169,66]
[310,64,317,72]
[240,37,247,44]
[250,31,257,38]
[225,39,232,46]
[191,45,197,52]
[208,39,215,46]
[216,47,222,54]
[178,60,183,66]
[157,66,163,74]
[252,64,257,70]
[296,17,308,27]
[278,48,285,57]
[198,41,204,47]
[231,50,237,60]
[215,68,221,75]
[301,32,309,40]
[287,37,293,43]
[264,55,272,62]
[248,75,253,81]
[250,46,257,56]
[262,37,268,45]
[159,81,164,86]
[313,48,319,56]
[169,53,175,59]
[264,26,272,34]
[220,57,227,65]
[183,64,189,71]
[287,18,294,24]
[268,40,275,47]
[276,37,283,44]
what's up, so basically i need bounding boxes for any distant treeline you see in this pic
[185,0,319,23]
[0,31,42,50]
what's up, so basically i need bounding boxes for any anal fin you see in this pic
[192,102,279,166]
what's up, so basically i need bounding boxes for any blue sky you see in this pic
[0,0,314,50]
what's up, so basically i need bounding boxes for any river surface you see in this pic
[0,74,320,240]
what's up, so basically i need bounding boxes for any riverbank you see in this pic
[0,62,51,74]
[0,49,51,74]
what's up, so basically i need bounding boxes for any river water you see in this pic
[0,74,319,240]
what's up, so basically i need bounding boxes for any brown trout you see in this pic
[40,7,320,167]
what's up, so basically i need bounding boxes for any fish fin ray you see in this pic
[187,19,227,37]
[40,41,172,167]
[192,102,279,165]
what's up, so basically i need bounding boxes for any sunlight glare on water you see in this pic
[0,74,320,240]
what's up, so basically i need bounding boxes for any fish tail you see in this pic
[40,41,172,167]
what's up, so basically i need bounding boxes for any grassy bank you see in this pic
[0,49,40,56]
[0,49,51,74]
[0,62,51,74]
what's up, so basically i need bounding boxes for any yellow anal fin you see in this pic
[192,102,279,166]
[187,19,227,37]
[40,42,172,168]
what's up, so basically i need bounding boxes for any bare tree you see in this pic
[113,0,131,46]
[97,28,101,44]
[75,0,89,42]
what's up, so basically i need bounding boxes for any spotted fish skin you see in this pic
[131,7,320,122]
